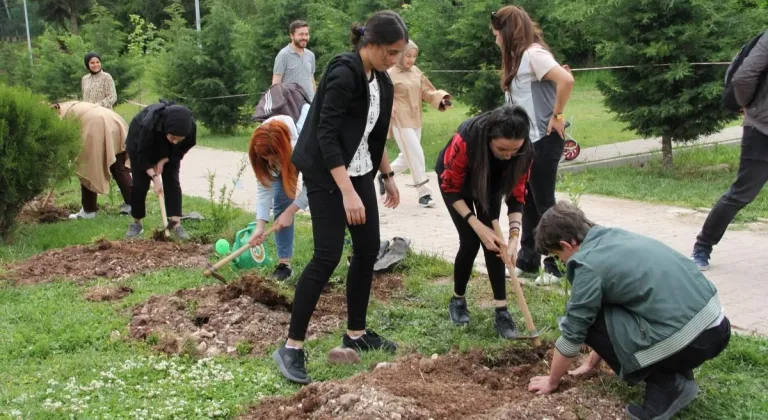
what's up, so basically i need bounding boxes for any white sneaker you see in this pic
[534,272,560,286]
[68,208,96,220]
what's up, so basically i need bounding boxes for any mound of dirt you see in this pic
[129,273,403,357]
[84,285,134,301]
[16,202,75,224]
[3,239,211,285]
[244,349,624,420]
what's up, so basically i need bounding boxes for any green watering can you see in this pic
[215,222,274,270]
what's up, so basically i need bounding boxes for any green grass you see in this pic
[563,144,768,222]
[2,177,767,418]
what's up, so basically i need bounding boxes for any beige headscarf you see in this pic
[396,40,419,70]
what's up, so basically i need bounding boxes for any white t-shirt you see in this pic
[348,73,380,177]
[504,44,560,142]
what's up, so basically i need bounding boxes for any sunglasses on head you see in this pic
[490,11,502,27]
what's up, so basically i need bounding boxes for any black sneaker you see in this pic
[448,297,470,325]
[626,373,699,420]
[342,329,397,353]
[691,251,710,271]
[272,263,292,282]
[493,310,518,339]
[272,345,311,385]
[418,195,436,208]
[377,174,385,196]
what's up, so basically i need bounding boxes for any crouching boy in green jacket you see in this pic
[528,202,730,420]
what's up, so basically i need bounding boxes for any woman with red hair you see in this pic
[248,110,309,281]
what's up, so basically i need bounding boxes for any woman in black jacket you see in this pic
[436,105,534,339]
[124,100,196,240]
[273,11,408,385]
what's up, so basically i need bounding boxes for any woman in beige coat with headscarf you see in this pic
[55,101,133,219]
[385,40,452,208]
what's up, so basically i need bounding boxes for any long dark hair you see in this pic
[466,105,534,211]
[349,10,409,51]
[491,5,549,91]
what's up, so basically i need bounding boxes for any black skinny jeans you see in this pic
[695,126,768,254]
[586,310,731,386]
[128,153,183,220]
[288,172,380,341]
[441,192,508,301]
[81,151,133,212]
[517,132,565,273]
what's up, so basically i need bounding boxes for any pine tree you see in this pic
[591,0,764,168]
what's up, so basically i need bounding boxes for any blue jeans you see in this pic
[271,174,295,260]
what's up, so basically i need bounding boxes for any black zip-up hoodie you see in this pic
[291,52,394,191]
[125,100,197,171]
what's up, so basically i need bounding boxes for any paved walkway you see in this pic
[560,125,743,167]
[180,133,767,335]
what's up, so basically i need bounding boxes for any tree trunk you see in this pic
[3,0,11,20]
[70,6,79,35]
[661,134,673,170]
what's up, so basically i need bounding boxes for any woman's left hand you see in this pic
[274,211,294,231]
[547,116,566,139]
[505,234,519,267]
[528,376,559,395]
[382,178,400,209]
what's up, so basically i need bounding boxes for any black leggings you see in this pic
[288,172,380,341]
[441,191,507,301]
[127,153,183,220]
[518,132,564,273]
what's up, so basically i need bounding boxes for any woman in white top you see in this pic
[247,105,309,282]
[491,5,574,283]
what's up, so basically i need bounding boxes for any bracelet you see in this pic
[380,171,395,180]
[463,212,475,223]
[509,221,522,227]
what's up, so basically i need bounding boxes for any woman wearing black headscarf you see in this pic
[82,52,117,109]
[124,100,197,240]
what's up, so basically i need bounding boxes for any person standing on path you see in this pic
[124,100,197,240]
[272,11,408,385]
[491,5,574,285]
[692,30,768,270]
[436,105,534,338]
[82,52,117,110]
[247,106,311,282]
[272,20,317,102]
[385,40,452,208]
[530,202,730,420]
[54,101,132,219]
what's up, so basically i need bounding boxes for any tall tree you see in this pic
[34,0,92,34]
[591,0,767,168]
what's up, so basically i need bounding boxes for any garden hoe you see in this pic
[203,225,278,283]
[492,221,547,346]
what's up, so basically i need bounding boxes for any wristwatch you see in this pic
[554,113,564,122]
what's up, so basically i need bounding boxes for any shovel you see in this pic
[492,220,544,346]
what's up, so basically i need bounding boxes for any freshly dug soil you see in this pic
[3,239,211,285]
[244,349,624,420]
[16,201,76,224]
[84,285,134,301]
[129,273,404,357]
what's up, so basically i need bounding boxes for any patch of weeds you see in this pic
[181,337,199,357]
[197,157,249,243]
[146,332,160,346]
[186,299,199,320]
[236,341,253,357]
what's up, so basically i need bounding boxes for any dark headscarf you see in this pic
[164,105,194,137]
[84,52,101,74]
